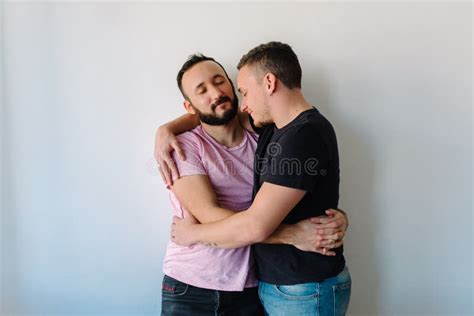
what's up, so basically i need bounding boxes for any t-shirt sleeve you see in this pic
[263,125,329,192]
[171,133,207,181]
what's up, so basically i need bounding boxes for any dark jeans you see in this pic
[161,275,264,316]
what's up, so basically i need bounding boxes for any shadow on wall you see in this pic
[304,64,380,316]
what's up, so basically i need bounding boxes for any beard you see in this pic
[192,94,239,126]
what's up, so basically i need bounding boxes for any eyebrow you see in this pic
[194,74,225,92]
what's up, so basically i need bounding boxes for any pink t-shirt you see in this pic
[163,125,259,291]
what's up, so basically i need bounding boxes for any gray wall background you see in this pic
[1,2,472,315]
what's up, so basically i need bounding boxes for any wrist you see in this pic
[282,224,297,246]
[190,223,201,245]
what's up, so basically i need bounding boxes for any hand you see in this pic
[310,208,348,239]
[306,209,348,253]
[171,215,199,246]
[154,126,186,187]
[289,218,332,254]
[290,218,342,256]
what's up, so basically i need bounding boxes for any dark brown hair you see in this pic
[237,42,302,89]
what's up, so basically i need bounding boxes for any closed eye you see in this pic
[214,77,225,85]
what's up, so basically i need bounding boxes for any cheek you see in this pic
[201,95,212,106]
[252,95,262,110]
[225,85,234,96]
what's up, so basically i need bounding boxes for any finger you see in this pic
[318,230,345,242]
[325,208,344,217]
[172,142,186,161]
[309,216,336,225]
[319,239,338,247]
[160,160,173,186]
[316,232,344,246]
[315,228,339,236]
[165,157,179,184]
[316,239,337,248]
[328,208,346,216]
[320,240,343,251]
[328,240,343,249]
[317,247,336,256]
[323,232,344,241]
[314,218,345,229]
[154,146,162,164]
[312,222,339,230]
[316,239,344,249]
[158,165,169,187]
[172,216,180,225]
[316,225,346,234]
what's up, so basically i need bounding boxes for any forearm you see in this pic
[191,210,265,249]
[261,224,294,245]
[160,113,199,135]
[237,111,254,132]
[192,206,235,224]
[174,183,306,249]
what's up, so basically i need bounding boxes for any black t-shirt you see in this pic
[250,108,345,284]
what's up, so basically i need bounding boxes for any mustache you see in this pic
[211,96,232,111]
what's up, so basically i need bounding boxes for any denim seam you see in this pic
[214,290,220,316]
[162,284,189,297]
[273,284,318,301]
[332,281,351,316]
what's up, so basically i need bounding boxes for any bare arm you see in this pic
[159,113,200,136]
[263,212,347,256]
[171,174,234,223]
[237,111,254,133]
[171,175,347,254]
[172,182,307,248]
[156,111,255,186]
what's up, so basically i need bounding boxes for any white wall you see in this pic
[1,2,472,315]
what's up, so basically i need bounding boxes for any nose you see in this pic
[209,84,224,102]
[240,103,249,113]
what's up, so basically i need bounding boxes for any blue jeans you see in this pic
[258,266,351,316]
[161,275,264,315]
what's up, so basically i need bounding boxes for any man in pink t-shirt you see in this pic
[158,54,348,315]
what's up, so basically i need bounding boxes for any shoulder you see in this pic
[174,127,207,156]
[176,126,202,142]
[176,126,206,145]
[285,110,335,139]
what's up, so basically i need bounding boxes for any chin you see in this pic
[254,121,262,128]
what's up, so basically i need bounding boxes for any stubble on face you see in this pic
[238,65,273,127]
[191,93,239,126]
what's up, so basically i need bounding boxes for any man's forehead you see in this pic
[237,65,252,84]
[182,60,226,90]
[187,60,226,79]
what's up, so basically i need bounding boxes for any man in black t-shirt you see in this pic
[171,42,351,315]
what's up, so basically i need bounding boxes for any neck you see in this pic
[271,89,313,128]
[201,116,245,148]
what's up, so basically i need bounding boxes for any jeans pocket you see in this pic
[332,281,351,316]
[162,275,189,297]
[274,283,318,300]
